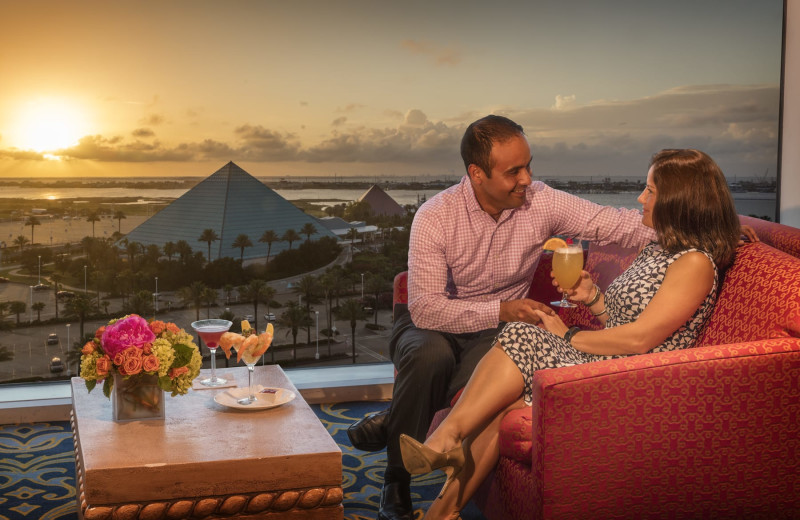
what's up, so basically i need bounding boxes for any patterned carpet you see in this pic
[0,402,486,520]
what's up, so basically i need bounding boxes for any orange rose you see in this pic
[81,341,95,356]
[121,353,144,376]
[166,323,180,334]
[95,326,106,339]
[142,343,152,355]
[149,320,166,335]
[113,351,126,366]
[95,355,111,377]
[142,354,160,372]
[168,366,189,378]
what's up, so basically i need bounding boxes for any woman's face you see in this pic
[637,166,657,228]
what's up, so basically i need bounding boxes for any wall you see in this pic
[782,0,800,227]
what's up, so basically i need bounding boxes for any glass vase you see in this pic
[112,372,166,422]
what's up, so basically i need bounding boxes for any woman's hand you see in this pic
[552,270,595,303]
[534,309,569,337]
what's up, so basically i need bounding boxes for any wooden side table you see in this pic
[71,365,343,519]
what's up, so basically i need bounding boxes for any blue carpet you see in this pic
[0,402,486,520]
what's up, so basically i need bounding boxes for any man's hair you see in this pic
[650,149,741,268]
[460,115,525,177]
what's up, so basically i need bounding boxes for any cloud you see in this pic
[336,104,365,113]
[2,83,777,179]
[401,39,462,66]
[139,114,165,126]
[132,128,156,138]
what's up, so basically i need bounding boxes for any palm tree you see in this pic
[198,228,219,262]
[32,301,46,321]
[281,228,300,250]
[318,271,339,356]
[163,241,177,262]
[178,281,208,321]
[65,294,96,339]
[335,298,368,364]
[345,227,359,252]
[258,230,278,266]
[13,235,28,251]
[25,216,41,244]
[262,285,276,318]
[51,273,63,320]
[232,234,253,262]
[86,211,101,238]
[113,210,126,233]
[295,275,319,344]
[300,222,317,243]
[202,286,218,318]
[9,301,26,325]
[365,273,389,325]
[176,240,193,264]
[238,279,272,332]
[127,290,154,316]
[278,301,312,363]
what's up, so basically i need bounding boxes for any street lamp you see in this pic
[38,255,41,284]
[155,277,159,313]
[29,286,33,323]
[361,273,365,301]
[66,324,71,373]
[315,311,320,360]
[83,265,87,293]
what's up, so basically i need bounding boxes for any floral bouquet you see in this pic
[80,314,203,398]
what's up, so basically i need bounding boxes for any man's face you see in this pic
[471,135,532,218]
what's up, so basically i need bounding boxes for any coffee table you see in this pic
[71,365,343,519]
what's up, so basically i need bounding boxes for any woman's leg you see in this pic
[424,343,526,455]
[425,397,526,520]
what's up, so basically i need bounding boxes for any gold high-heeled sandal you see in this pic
[399,433,465,498]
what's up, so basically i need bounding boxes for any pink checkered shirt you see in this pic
[408,176,655,333]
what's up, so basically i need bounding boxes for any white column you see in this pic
[781,1,800,227]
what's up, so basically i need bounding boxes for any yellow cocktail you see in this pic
[551,244,583,308]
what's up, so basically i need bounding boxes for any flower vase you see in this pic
[112,372,165,422]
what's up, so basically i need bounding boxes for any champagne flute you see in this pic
[191,319,232,387]
[550,241,584,308]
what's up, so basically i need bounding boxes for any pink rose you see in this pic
[101,315,156,358]
[142,354,160,373]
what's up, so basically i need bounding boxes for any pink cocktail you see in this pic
[191,319,232,387]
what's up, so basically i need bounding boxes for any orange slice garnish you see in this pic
[543,237,568,251]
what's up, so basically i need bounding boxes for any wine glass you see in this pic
[550,241,584,308]
[235,342,260,405]
[191,319,232,387]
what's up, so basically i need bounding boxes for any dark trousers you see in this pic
[385,304,503,479]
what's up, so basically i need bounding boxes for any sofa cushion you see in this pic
[697,242,800,346]
[740,215,800,259]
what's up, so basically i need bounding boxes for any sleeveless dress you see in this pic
[496,242,719,404]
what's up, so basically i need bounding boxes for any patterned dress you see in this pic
[497,242,719,404]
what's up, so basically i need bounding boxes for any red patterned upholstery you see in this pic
[395,218,800,519]
[740,215,800,259]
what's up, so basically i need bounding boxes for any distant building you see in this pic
[123,161,338,261]
[357,185,406,217]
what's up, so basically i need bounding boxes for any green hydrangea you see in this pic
[151,338,175,377]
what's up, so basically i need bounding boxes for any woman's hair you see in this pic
[650,149,741,268]
[460,115,525,177]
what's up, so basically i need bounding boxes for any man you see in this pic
[348,115,655,520]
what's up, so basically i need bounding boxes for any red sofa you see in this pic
[392,217,800,519]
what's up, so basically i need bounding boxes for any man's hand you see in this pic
[500,299,555,324]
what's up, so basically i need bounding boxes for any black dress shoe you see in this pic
[347,408,389,451]
[377,479,413,520]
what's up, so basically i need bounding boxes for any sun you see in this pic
[13,98,89,154]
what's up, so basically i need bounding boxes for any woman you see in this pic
[399,149,742,520]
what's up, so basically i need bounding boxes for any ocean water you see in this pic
[0,184,777,218]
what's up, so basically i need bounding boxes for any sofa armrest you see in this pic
[528,340,800,519]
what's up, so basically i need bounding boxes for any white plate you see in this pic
[213,385,295,410]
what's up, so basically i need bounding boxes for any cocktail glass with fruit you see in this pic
[544,237,584,308]
[191,319,232,387]
[234,322,274,405]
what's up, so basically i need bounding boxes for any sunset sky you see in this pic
[0,0,784,179]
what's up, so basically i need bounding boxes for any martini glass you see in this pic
[550,242,584,308]
[191,319,232,387]
[236,345,260,405]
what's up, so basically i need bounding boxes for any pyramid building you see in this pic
[357,185,406,217]
[124,162,338,261]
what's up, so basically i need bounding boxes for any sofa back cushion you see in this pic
[696,241,800,346]
[739,215,800,259]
